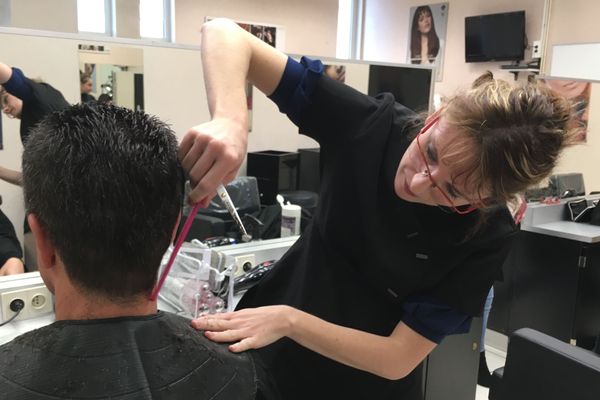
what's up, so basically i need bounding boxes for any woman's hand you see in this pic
[191,305,295,352]
[0,258,24,276]
[179,117,248,206]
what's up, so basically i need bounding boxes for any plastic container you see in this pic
[277,194,301,237]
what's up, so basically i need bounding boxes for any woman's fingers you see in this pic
[229,337,257,353]
[192,314,234,331]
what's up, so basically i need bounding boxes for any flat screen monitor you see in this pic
[368,65,432,113]
[465,11,525,62]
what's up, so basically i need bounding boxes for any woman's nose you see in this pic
[410,170,434,195]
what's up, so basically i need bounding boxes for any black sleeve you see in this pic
[267,56,396,148]
[298,72,397,147]
[427,209,516,317]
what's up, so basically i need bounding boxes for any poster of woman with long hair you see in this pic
[407,3,449,81]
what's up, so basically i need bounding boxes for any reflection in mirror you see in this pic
[539,77,593,143]
[78,44,144,111]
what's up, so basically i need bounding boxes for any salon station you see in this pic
[1,1,600,399]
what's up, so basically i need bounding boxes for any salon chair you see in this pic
[489,328,600,400]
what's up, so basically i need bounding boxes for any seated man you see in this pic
[0,104,278,399]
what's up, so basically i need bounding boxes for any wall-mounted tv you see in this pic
[465,11,526,63]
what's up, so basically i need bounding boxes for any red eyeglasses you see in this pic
[415,114,479,215]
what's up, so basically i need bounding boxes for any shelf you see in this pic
[503,68,540,72]
[500,67,540,81]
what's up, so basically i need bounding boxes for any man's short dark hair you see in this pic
[22,103,183,299]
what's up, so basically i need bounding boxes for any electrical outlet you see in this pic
[532,40,542,59]
[234,254,256,277]
[0,284,53,323]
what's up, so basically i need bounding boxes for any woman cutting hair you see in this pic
[180,19,576,400]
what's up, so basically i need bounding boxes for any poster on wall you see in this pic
[540,77,592,143]
[205,17,286,131]
[406,3,449,82]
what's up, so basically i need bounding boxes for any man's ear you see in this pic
[27,214,57,271]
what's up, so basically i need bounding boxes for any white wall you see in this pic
[9,0,78,32]
[115,0,140,39]
[2,0,339,55]
[174,0,338,56]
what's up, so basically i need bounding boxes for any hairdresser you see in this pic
[0,61,70,269]
[180,18,576,399]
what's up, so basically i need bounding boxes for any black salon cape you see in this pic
[0,312,279,399]
[236,76,516,399]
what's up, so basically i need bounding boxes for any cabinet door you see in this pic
[574,244,600,349]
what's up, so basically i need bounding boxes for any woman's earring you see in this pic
[422,170,430,177]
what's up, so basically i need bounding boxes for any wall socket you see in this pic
[1,284,53,323]
[234,254,256,277]
[532,40,542,59]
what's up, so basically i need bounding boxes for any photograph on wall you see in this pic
[78,44,109,53]
[406,3,449,82]
[323,64,346,84]
[540,77,592,143]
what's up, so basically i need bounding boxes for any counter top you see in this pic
[520,195,600,243]
[522,220,600,243]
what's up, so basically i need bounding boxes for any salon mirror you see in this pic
[538,77,594,143]
[78,44,144,111]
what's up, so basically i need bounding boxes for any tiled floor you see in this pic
[475,346,507,400]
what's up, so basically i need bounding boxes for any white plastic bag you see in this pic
[158,240,235,318]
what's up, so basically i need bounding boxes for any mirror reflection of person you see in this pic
[80,72,96,104]
[0,61,70,270]
[180,19,577,400]
[410,5,440,65]
[543,79,591,142]
[0,61,70,186]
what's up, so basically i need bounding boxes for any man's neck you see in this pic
[53,281,157,321]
